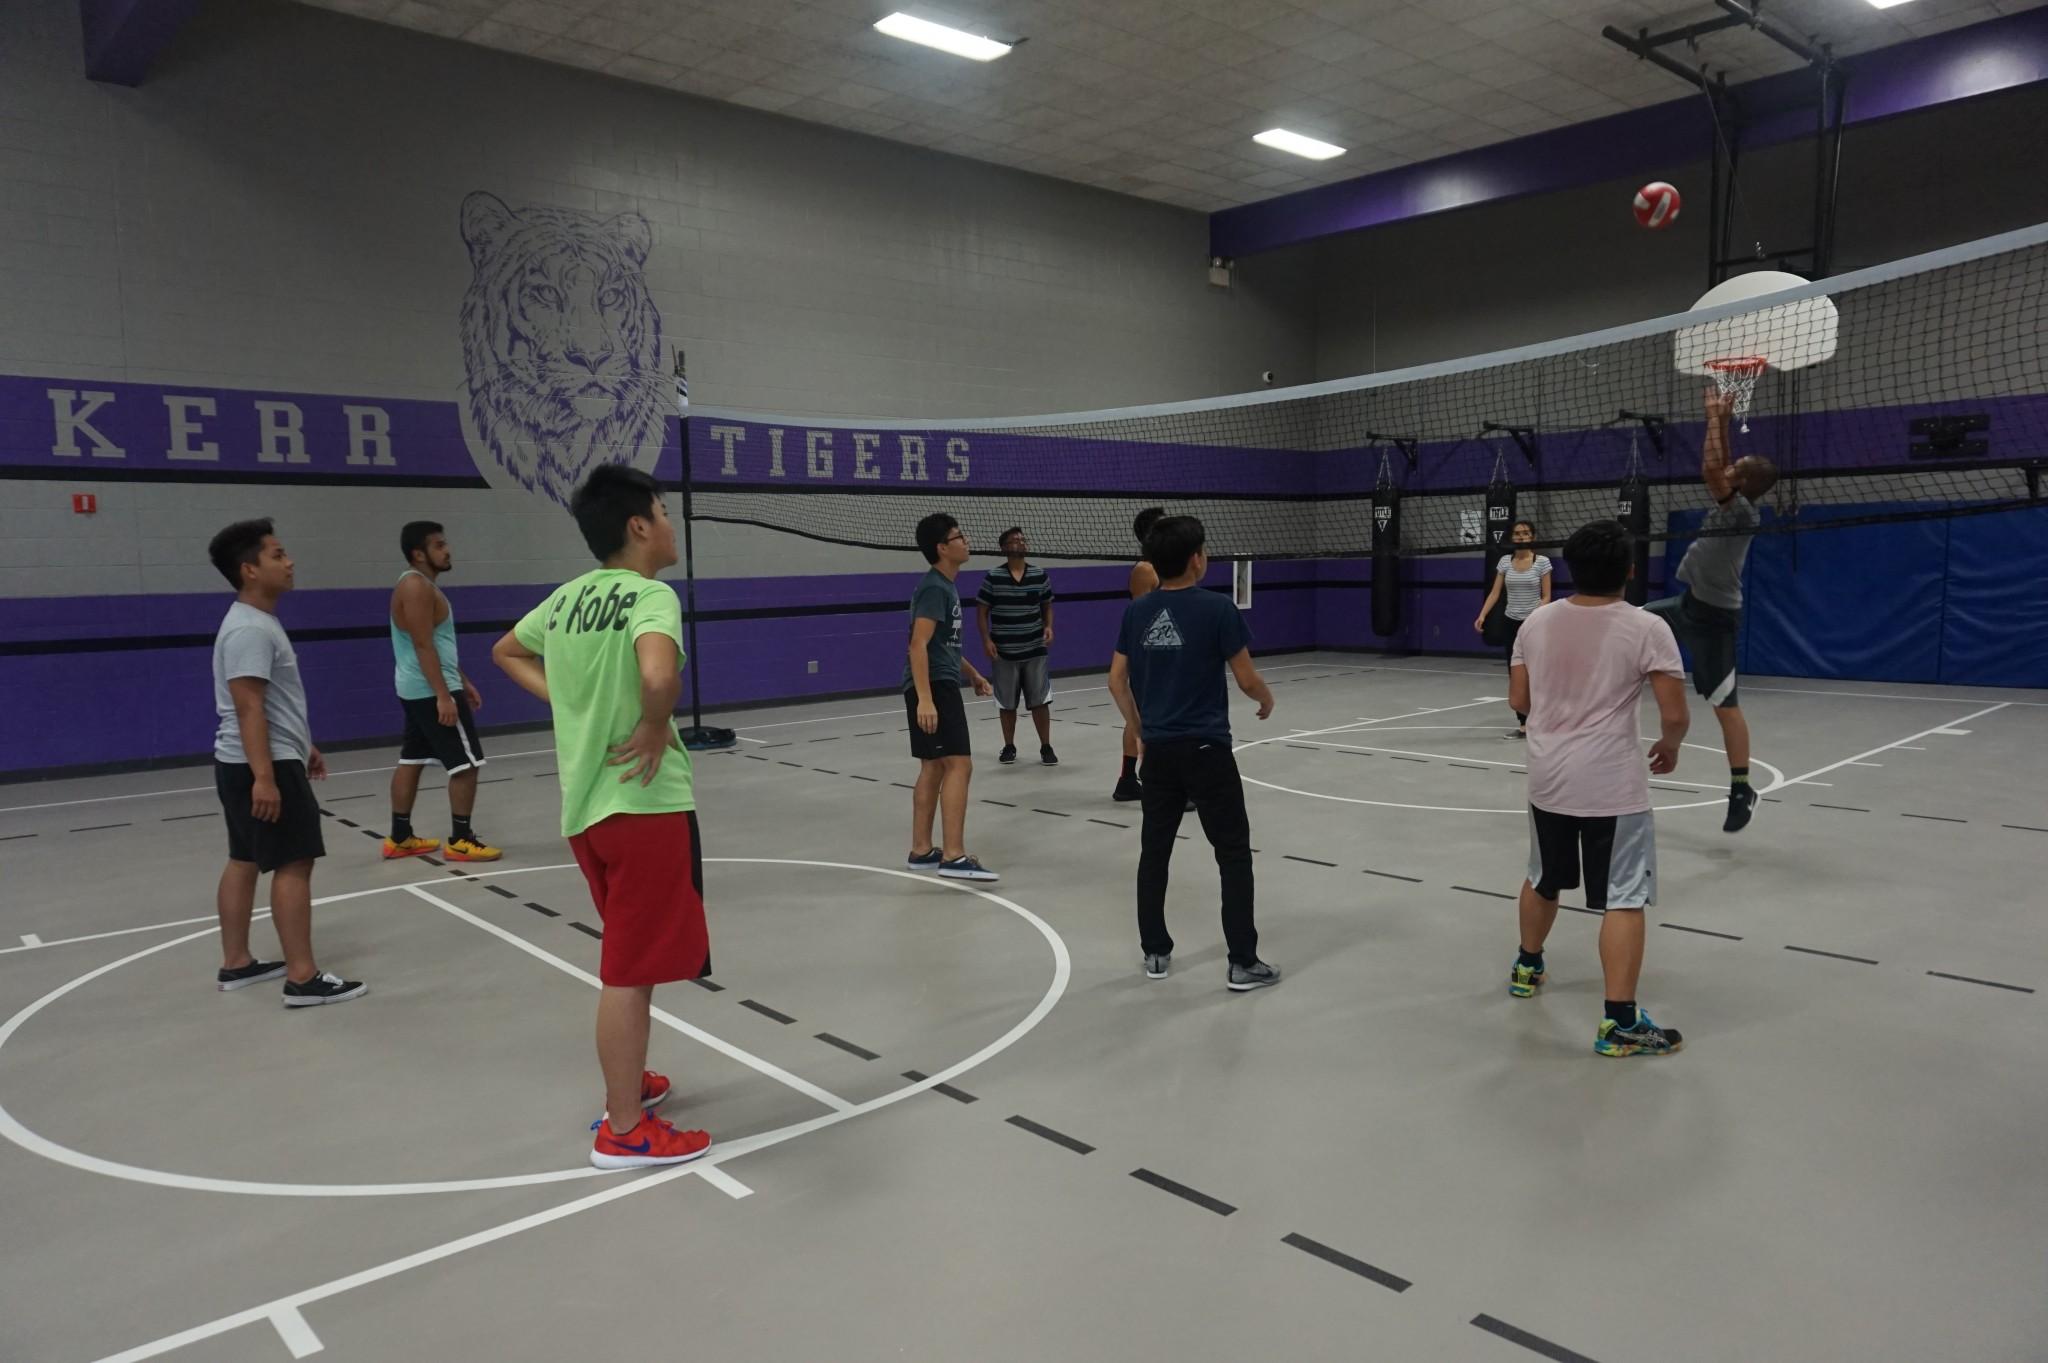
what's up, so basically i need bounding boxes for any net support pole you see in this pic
[674,399,736,752]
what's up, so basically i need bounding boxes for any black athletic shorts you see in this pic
[215,759,326,872]
[904,685,972,761]
[398,695,487,774]
[1645,591,1741,707]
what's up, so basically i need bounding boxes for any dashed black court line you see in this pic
[1280,1233,1410,1293]
[568,922,603,940]
[1469,1315,1601,1363]
[900,1070,976,1103]
[1661,922,1742,941]
[1005,1115,1095,1155]
[1785,945,1878,965]
[1130,1168,1235,1217]
[815,1032,880,1061]
[1927,971,2034,993]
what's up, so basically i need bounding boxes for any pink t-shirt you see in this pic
[1512,599,1684,817]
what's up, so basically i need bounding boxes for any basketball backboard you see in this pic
[1673,269,1840,376]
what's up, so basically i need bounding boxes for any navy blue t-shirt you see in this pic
[1117,587,1252,744]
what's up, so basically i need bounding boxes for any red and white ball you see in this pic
[1633,181,1681,230]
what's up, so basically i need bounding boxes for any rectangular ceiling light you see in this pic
[1863,0,1916,7]
[1253,128,1346,160]
[874,13,1014,61]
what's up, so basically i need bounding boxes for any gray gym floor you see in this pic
[3,652,2046,1363]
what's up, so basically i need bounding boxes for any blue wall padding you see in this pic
[1939,506,2048,688]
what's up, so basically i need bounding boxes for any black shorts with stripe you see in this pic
[398,695,487,775]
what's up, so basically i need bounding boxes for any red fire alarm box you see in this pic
[72,493,97,514]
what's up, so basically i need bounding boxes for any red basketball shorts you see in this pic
[567,811,709,987]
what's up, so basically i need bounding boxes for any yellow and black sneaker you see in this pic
[444,835,503,863]
[381,835,441,860]
[1509,961,1545,998]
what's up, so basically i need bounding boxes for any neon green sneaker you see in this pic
[1595,1011,1683,1057]
[1508,962,1545,998]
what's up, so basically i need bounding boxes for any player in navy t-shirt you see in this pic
[1108,515,1281,991]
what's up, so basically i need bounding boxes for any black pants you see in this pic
[1501,616,1527,724]
[1137,738,1257,967]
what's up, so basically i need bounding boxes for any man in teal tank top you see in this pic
[385,521,502,862]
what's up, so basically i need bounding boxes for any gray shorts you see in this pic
[992,655,1051,712]
[1645,591,1740,707]
[1526,806,1657,910]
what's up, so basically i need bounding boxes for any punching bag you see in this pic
[1482,457,1517,585]
[1371,455,1401,637]
[1617,471,1651,606]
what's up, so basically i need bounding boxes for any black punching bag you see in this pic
[1482,461,1517,584]
[1617,471,1651,605]
[1371,457,1401,638]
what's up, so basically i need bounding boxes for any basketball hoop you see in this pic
[1706,355,1767,433]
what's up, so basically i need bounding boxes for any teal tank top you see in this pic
[392,571,462,700]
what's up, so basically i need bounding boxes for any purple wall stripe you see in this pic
[79,0,202,86]
[1211,9,2048,259]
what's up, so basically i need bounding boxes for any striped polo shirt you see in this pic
[976,562,1054,661]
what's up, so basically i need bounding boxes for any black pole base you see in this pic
[679,725,737,752]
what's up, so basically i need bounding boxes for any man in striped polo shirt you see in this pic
[977,526,1058,766]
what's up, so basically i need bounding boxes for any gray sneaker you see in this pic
[1227,960,1281,992]
[1143,952,1170,979]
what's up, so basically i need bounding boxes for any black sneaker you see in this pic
[217,959,286,992]
[998,745,1018,764]
[937,855,999,882]
[1113,776,1143,802]
[1040,746,1058,766]
[906,848,943,871]
[281,972,368,1008]
[1724,785,1758,833]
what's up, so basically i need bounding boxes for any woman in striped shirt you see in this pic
[1474,519,1552,737]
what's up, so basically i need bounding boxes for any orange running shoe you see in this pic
[590,1113,711,1170]
[638,1070,672,1112]
[443,836,502,862]
[380,835,441,860]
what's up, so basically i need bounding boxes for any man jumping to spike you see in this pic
[1645,388,1777,833]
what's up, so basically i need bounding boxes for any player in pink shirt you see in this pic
[1507,519,1692,1057]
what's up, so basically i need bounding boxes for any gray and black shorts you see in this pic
[991,655,1052,712]
[1526,806,1656,911]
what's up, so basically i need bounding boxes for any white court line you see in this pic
[1280,738,1728,788]
[1234,697,1506,755]
[1896,745,1926,751]
[268,1307,322,1359]
[694,1165,754,1199]
[403,883,854,1115]
[0,749,557,816]
[1742,683,2048,706]
[1779,701,2011,789]
[18,934,41,948]
[729,662,1364,732]
[85,860,1071,1363]
[0,878,426,958]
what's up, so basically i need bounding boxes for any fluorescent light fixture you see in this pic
[1253,128,1346,160]
[874,12,1014,61]
[1864,0,1916,7]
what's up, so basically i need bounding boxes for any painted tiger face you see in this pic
[458,191,666,506]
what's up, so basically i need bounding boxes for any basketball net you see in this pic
[1707,355,1767,433]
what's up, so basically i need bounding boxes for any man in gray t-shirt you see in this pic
[1644,389,1778,834]
[203,518,365,1008]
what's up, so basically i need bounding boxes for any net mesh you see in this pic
[684,223,2048,559]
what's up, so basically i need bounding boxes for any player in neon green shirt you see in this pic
[493,465,712,1170]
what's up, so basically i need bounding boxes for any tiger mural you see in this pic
[457,191,666,506]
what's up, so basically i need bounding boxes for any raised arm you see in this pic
[1702,388,1736,503]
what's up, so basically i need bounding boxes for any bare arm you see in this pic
[1647,671,1690,774]
[1476,569,1503,630]
[1041,600,1054,647]
[1508,663,1530,719]
[394,578,454,721]
[1107,651,1138,731]
[1539,569,1553,606]
[491,630,549,703]
[1226,648,1274,720]
[1702,389,1735,503]
[608,632,683,786]
[976,597,997,661]
[228,677,281,822]
[1128,562,1158,598]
